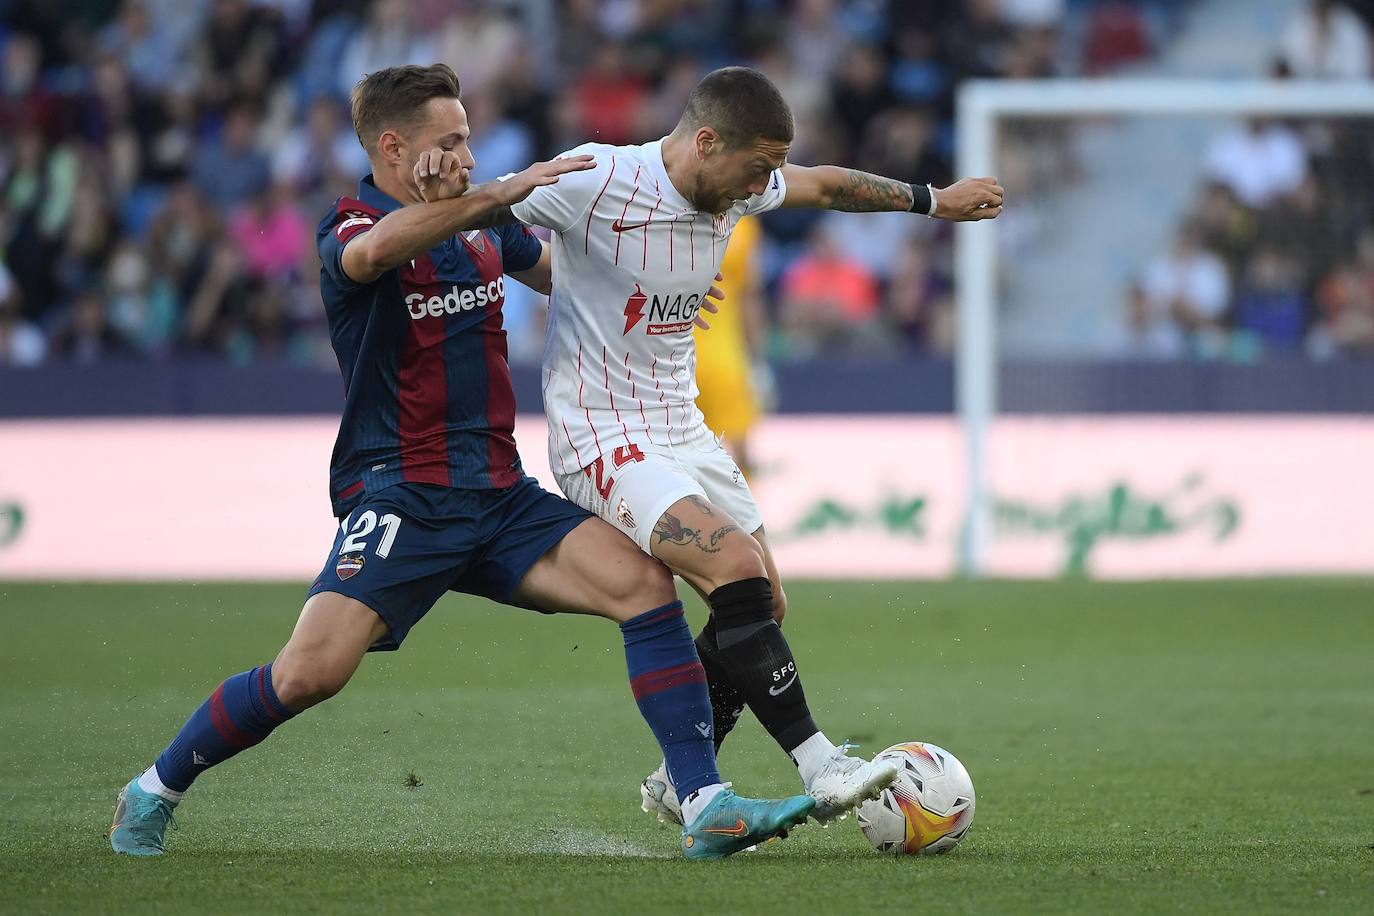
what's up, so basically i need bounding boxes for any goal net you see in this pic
[953,79,1374,578]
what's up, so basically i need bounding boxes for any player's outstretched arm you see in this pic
[780,164,1004,221]
[341,156,594,284]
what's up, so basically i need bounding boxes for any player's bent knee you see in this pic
[270,656,353,711]
[707,532,768,590]
[772,585,788,624]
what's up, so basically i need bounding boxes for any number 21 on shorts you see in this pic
[338,510,402,558]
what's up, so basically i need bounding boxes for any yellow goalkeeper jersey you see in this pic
[694,215,760,438]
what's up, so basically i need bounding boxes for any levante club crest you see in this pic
[336,553,365,580]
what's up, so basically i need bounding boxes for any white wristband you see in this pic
[926,183,938,217]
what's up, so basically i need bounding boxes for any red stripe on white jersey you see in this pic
[651,355,670,440]
[613,164,643,267]
[585,406,603,456]
[577,342,585,408]
[585,155,618,255]
[642,191,661,270]
[561,418,586,471]
[576,341,603,454]
[669,347,686,446]
[605,344,631,448]
[627,350,653,444]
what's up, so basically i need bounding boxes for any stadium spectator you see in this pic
[228,184,310,281]
[1252,174,1346,292]
[270,96,369,201]
[1231,246,1310,352]
[1140,223,1231,354]
[855,106,951,188]
[1311,227,1374,355]
[336,0,434,100]
[1190,182,1257,281]
[1279,0,1372,80]
[191,102,270,211]
[0,262,45,366]
[194,0,287,112]
[435,3,523,95]
[1081,1,1153,75]
[104,240,178,354]
[48,291,135,363]
[96,0,187,92]
[464,88,536,183]
[1202,118,1307,210]
[885,235,954,354]
[0,32,63,138]
[828,44,894,155]
[3,128,75,321]
[570,42,648,146]
[1110,281,1185,359]
[778,225,883,359]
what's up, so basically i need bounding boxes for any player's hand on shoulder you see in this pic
[414,148,470,202]
[933,177,1004,222]
[492,155,597,205]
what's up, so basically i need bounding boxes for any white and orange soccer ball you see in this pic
[856,742,976,855]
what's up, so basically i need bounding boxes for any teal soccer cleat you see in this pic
[109,779,177,856]
[680,788,815,860]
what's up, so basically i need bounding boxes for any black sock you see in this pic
[695,616,748,753]
[708,577,818,752]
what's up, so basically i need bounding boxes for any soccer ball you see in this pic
[856,742,975,855]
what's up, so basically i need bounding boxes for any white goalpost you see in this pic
[954,79,1374,576]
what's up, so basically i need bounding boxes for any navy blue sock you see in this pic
[620,602,720,800]
[154,664,294,792]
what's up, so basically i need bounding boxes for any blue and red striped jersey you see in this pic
[317,175,543,517]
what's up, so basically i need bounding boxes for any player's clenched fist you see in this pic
[414,148,469,202]
[491,155,596,206]
[933,177,1005,221]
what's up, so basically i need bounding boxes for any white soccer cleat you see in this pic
[639,762,683,825]
[806,744,900,824]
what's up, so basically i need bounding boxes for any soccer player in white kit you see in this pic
[501,67,1004,824]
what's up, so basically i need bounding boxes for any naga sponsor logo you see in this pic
[405,277,505,320]
[622,283,701,335]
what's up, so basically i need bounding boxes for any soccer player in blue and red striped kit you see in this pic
[109,64,812,860]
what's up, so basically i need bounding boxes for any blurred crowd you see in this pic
[2,0,1187,368]
[1126,0,1374,360]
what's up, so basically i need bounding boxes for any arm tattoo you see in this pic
[828,170,914,213]
[652,511,739,554]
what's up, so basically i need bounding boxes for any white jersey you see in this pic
[509,140,787,474]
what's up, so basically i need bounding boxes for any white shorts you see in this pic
[555,424,763,554]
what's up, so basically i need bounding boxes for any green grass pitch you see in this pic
[1,579,1372,914]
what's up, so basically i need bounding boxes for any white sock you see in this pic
[788,731,838,786]
[137,765,184,803]
[679,782,726,824]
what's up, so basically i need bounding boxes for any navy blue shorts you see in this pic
[307,477,593,651]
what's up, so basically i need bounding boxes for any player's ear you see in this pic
[377,129,404,167]
[695,126,721,160]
